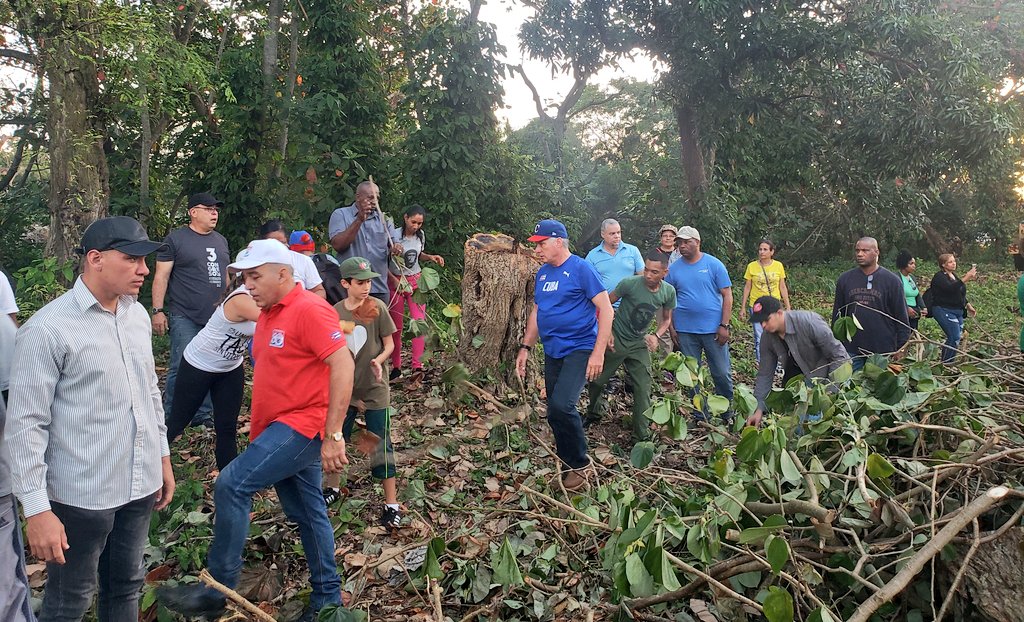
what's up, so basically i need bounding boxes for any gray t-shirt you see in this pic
[328,204,390,295]
[157,227,230,325]
[389,226,424,276]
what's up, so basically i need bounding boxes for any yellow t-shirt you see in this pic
[744,260,786,303]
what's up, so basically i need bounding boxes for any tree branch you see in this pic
[0,48,35,64]
[847,486,1010,622]
[512,65,552,121]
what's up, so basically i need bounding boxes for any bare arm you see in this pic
[739,279,752,320]
[308,283,327,299]
[588,291,614,381]
[780,278,791,309]
[321,346,355,472]
[223,294,262,323]
[151,260,173,335]
[330,216,364,254]
[515,304,539,378]
[716,287,733,346]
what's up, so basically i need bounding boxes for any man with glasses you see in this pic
[515,219,613,491]
[152,192,230,426]
[832,237,910,370]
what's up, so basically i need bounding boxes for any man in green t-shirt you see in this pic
[584,254,676,441]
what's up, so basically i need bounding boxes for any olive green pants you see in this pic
[586,338,653,441]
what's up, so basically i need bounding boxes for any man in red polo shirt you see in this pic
[160,240,355,622]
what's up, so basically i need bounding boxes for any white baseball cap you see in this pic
[228,239,294,270]
[676,226,701,241]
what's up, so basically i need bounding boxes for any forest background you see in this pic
[1,0,1023,285]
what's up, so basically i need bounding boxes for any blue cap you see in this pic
[527,219,568,242]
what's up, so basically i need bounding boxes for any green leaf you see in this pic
[318,604,368,622]
[667,413,688,440]
[674,365,695,388]
[491,537,524,587]
[737,514,787,544]
[765,534,790,575]
[419,266,441,291]
[763,586,795,622]
[807,607,837,622]
[832,316,858,342]
[630,442,656,469]
[625,552,656,597]
[831,360,853,384]
[707,395,730,415]
[441,303,461,318]
[867,453,896,479]
[423,537,445,579]
[661,351,683,371]
[186,511,210,524]
[779,450,802,484]
[647,400,672,425]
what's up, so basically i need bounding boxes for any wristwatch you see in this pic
[519,344,532,351]
[152,307,164,314]
[329,431,344,442]
[719,323,730,330]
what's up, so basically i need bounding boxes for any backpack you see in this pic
[311,253,344,305]
[921,287,934,317]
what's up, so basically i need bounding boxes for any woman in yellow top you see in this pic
[739,239,792,363]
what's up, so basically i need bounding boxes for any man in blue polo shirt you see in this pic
[665,226,735,422]
[585,219,644,302]
[516,219,613,491]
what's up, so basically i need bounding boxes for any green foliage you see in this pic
[14,258,72,316]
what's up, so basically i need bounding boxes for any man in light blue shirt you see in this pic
[664,226,734,422]
[328,180,392,303]
[585,219,644,299]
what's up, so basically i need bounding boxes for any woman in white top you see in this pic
[166,276,259,470]
[388,204,444,385]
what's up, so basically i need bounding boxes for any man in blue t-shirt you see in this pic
[516,219,613,491]
[585,218,644,303]
[664,226,735,421]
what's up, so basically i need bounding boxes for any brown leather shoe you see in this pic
[562,470,587,491]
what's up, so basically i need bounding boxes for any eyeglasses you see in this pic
[193,206,220,213]
[866,274,874,290]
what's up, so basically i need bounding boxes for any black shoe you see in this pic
[156,584,226,619]
[582,414,601,428]
[380,506,402,529]
[322,487,341,506]
[389,368,402,382]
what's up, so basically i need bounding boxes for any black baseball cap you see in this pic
[187,192,224,209]
[749,296,783,323]
[79,216,167,256]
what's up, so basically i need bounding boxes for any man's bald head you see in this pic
[854,237,880,270]
[354,181,380,217]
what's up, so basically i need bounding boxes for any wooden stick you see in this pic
[518,484,608,529]
[198,569,276,622]
[846,486,1009,622]
[663,551,764,613]
[430,577,445,622]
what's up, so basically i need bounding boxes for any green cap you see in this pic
[339,256,380,280]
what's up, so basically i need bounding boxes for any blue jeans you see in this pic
[39,494,156,622]
[165,313,213,424]
[932,306,964,364]
[207,422,340,609]
[543,350,591,470]
[0,494,34,622]
[677,332,734,419]
[342,406,396,480]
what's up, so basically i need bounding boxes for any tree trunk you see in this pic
[39,2,110,269]
[944,526,1024,622]
[459,233,540,389]
[676,101,707,212]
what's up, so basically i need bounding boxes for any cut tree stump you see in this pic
[459,233,539,389]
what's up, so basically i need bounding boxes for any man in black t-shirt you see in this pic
[151,192,230,425]
[832,237,910,369]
